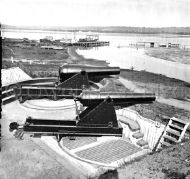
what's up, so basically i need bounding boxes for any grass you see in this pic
[2,43,108,78]
[120,69,190,100]
[120,69,189,88]
[120,68,190,125]
[145,48,190,65]
[24,63,59,77]
[100,78,131,92]
[129,102,190,124]
[3,46,69,61]
[2,42,70,78]
[97,170,119,179]
[0,138,74,179]
[117,140,190,179]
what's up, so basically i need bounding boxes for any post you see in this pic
[11,56,14,63]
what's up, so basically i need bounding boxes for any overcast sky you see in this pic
[1,0,190,27]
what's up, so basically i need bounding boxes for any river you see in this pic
[2,29,190,83]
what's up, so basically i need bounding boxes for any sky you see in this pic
[1,0,190,27]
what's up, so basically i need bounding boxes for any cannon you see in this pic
[9,91,155,140]
[78,91,155,107]
[58,63,120,84]
[18,64,120,89]
[10,64,156,139]
[14,64,121,102]
[14,85,155,104]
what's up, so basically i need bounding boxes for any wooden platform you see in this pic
[73,41,109,47]
[60,137,147,166]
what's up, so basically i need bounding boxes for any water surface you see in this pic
[2,29,190,83]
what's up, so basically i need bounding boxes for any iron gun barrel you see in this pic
[78,91,156,107]
[59,64,120,74]
[59,64,120,82]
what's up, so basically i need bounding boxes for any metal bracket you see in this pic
[57,71,90,89]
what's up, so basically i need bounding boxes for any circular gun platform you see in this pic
[22,99,78,110]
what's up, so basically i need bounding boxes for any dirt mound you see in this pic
[2,67,32,86]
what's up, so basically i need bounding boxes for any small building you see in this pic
[44,36,53,41]
[40,38,52,43]
[40,45,63,50]
[168,43,180,48]
[40,36,54,44]
[78,35,99,42]
[3,38,23,44]
[159,43,167,48]
[136,42,158,48]
[183,45,190,49]
[60,38,72,43]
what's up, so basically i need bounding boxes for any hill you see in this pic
[1,24,190,35]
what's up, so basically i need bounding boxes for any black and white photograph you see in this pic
[1,0,190,178]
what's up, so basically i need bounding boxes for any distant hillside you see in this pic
[1,24,190,35]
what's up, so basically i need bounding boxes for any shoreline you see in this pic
[67,46,109,66]
[71,46,190,84]
[67,47,84,61]
[77,46,190,83]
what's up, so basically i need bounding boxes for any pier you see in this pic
[38,34,110,48]
[72,41,110,47]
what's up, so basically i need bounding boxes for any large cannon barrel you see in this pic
[59,64,120,82]
[59,64,120,74]
[78,91,156,107]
